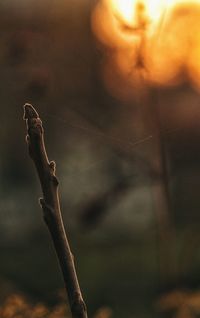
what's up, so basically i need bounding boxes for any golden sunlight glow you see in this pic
[92,0,200,100]
[107,0,172,26]
[109,0,136,26]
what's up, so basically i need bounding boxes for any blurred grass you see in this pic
[0,229,160,317]
[2,226,200,317]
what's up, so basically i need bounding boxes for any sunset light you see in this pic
[108,0,167,27]
[92,0,200,99]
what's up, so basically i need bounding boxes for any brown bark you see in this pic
[23,103,88,318]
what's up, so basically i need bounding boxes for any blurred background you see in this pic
[1,0,200,317]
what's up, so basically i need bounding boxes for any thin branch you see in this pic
[23,103,88,318]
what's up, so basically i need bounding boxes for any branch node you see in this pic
[49,161,59,185]
[26,135,30,144]
[49,160,56,173]
[39,198,55,223]
[39,197,45,207]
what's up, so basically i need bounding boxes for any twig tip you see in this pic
[23,103,39,120]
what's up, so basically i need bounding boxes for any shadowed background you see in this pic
[1,1,200,317]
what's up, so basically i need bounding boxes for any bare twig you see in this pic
[23,103,88,318]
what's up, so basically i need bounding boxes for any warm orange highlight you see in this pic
[92,0,200,99]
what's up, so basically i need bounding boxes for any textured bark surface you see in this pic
[23,103,88,318]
